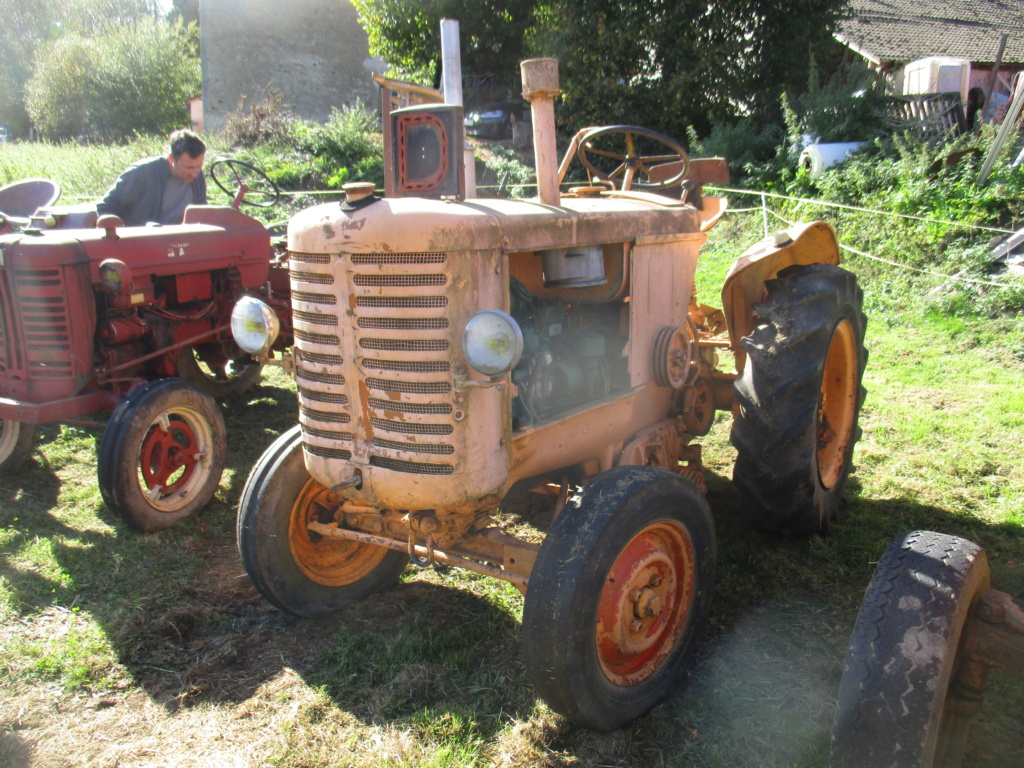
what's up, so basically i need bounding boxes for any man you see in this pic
[96,129,207,227]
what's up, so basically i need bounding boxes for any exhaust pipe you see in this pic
[520,58,561,206]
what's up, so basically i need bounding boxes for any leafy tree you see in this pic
[2,0,181,138]
[26,17,200,140]
[0,0,59,135]
[23,35,96,139]
[354,0,848,140]
[352,0,538,100]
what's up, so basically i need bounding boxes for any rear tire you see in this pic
[830,530,991,768]
[177,345,262,399]
[0,419,36,473]
[237,426,408,618]
[730,263,868,534]
[98,379,227,532]
[522,465,716,730]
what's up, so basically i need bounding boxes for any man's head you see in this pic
[167,129,206,183]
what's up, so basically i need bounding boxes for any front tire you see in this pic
[730,263,868,534]
[830,531,991,768]
[98,379,227,532]
[0,419,36,473]
[521,465,716,731]
[237,426,408,618]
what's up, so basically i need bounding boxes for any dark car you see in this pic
[464,100,530,139]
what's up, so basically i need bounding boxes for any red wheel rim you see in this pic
[140,414,199,493]
[595,520,695,686]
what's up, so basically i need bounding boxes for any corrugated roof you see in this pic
[837,0,1024,65]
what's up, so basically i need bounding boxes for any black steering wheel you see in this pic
[578,126,690,191]
[210,159,280,208]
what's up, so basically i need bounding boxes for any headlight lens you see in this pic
[463,309,523,376]
[231,296,280,356]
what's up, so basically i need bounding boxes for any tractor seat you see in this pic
[0,178,62,228]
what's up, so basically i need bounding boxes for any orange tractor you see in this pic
[230,59,868,729]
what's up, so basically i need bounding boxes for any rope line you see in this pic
[763,200,1014,289]
[708,185,1016,236]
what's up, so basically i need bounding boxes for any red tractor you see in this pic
[0,160,292,532]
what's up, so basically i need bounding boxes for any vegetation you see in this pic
[0,0,198,140]
[353,0,848,139]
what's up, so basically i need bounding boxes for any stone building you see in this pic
[198,0,386,133]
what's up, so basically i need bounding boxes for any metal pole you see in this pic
[440,18,475,198]
[762,193,769,236]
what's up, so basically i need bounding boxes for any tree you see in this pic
[2,0,185,139]
[352,0,538,99]
[0,0,60,135]
[25,17,200,140]
[354,0,849,140]
[23,35,96,139]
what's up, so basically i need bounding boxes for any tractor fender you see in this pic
[720,220,841,370]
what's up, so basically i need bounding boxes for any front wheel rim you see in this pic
[288,478,391,586]
[595,520,695,686]
[817,319,859,489]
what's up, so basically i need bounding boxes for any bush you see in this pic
[223,88,297,148]
[25,18,199,141]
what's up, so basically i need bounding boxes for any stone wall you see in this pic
[199,0,385,133]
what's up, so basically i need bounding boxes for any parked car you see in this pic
[464,100,530,139]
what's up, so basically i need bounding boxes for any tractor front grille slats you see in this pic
[0,266,75,380]
[290,250,457,477]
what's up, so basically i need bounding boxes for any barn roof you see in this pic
[836,0,1024,66]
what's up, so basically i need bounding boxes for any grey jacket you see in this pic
[96,156,207,226]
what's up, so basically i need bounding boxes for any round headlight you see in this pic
[231,296,280,356]
[463,309,524,376]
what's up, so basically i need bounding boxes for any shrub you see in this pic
[223,88,297,148]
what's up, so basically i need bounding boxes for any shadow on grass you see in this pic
[4,400,1022,767]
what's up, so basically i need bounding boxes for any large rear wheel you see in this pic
[0,419,36,473]
[830,530,991,768]
[730,263,868,534]
[98,379,227,532]
[521,465,716,730]
[177,344,263,399]
[237,426,408,618]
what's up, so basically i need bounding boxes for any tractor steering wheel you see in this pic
[210,159,280,209]
[578,126,690,191]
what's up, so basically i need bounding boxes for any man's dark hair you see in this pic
[169,129,206,159]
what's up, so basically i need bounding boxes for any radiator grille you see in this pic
[368,397,452,415]
[294,328,340,346]
[300,387,349,405]
[369,456,454,475]
[351,253,446,265]
[1,267,76,380]
[363,359,450,374]
[291,249,458,478]
[298,369,345,386]
[292,290,336,305]
[359,338,450,353]
[294,309,339,326]
[357,296,448,309]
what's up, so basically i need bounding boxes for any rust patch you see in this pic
[358,379,373,440]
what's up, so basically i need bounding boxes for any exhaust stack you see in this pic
[520,58,561,206]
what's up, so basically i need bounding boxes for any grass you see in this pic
[1,143,1024,766]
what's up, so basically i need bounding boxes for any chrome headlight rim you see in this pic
[231,296,280,356]
[462,309,524,377]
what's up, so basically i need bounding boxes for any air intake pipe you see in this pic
[520,58,561,207]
